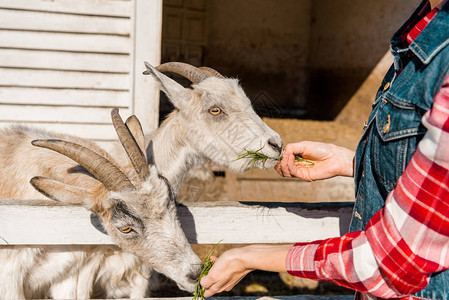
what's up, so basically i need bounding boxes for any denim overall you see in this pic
[349,1,449,298]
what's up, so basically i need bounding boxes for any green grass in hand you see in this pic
[236,146,314,170]
[192,241,222,300]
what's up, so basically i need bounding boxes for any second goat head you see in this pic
[144,62,283,173]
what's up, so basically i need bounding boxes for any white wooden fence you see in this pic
[0,199,354,299]
[0,200,353,245]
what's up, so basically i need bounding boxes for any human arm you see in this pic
[287,78,449,297]
[202,77,449,298]
[275,141,355,181]
[200,244,292,298]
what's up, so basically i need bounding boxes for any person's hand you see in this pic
[199,245,291,298]
[275,141,355,181]
[200,249,250,298]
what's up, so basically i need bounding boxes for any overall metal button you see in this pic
[383,114,391,134]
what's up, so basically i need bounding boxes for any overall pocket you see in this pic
[371,98,426,193]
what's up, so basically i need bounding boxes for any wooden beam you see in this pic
[0,200,353,245]
[0,30,132,54]
[0,0,133,18]
[131,0,163,132]
[0,68,129,90]
[0,49,130,73]
[0,88,129,107]
[0,105,130,124]
[0,8,131,35]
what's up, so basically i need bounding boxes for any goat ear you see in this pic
[30,176,94,207]
[143,61,190,109]
[145,140,155,166]
[143,140,164,182]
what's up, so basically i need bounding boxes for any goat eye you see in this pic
[209,107,222,115]
[119,226,133,233]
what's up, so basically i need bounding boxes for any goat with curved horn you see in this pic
[140,61,283,190]
[0,108,202,299]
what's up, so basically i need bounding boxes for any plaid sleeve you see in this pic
[287,76,449,298]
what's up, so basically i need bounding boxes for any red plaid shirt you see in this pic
[286,3,449,299]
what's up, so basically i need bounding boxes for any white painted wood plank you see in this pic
[0,201,353,245]
[0,87,130,107]
[0,9,131,35]
[0,30,131,54]
[0,201,112,245]
[0,49,130,73]
[179,202,352,244]
[0,0,132,18]
[0,105,130,124]
[0,68,130,90]
[131,0,163,132]
[0,122,119,141]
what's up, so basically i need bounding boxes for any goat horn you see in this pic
[199,67,225,78]
[155,62,209,84]
[125,115,146,159]
[111,108,150,182]
[31,139,134,192]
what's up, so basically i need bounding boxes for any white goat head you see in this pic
[144,62,283,172]
[29,108,202,292]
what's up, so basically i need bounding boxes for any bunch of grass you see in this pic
[236,146,314,170]
[192,241,222,300]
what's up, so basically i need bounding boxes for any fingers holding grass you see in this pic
[192,243,221,300]
[238,146,314,174]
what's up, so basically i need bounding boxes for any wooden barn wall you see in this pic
[0,0,162,151]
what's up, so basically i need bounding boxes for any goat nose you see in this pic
[188,269,200,281]
[268,138,283,154]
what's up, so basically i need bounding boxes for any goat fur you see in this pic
[0,123,201,299]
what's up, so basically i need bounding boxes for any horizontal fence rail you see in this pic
[0,200,353,245]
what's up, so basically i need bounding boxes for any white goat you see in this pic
[0,109,201,299]
[140,62,283,192]
[90,62,284,297]
[0,62,284,298]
